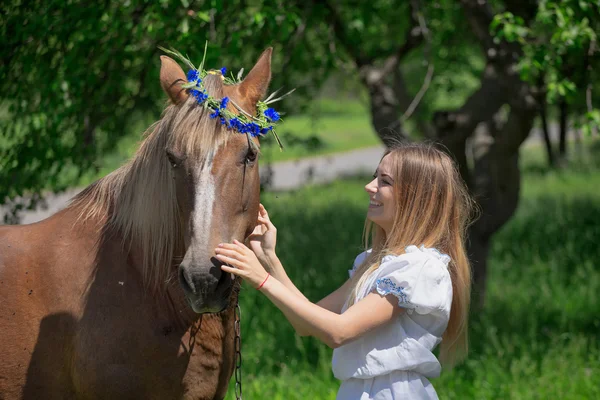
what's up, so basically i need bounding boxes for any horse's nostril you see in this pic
[179,266,196,295]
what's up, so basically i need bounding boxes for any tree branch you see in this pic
[399,0,434,122]
[459,0,521,71]
[378,0,425,79]
[280,7,311,72]
[321,0,371,66]
[586,39,598,136]
[435,63,507,142]
[323,0,424,75]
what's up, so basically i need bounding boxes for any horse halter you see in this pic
[233,143,253,400]
[234,301,243,400]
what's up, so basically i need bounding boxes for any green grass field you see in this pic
[224,141,600,399]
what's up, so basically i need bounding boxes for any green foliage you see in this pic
[0,0,323,210]
[0,0,485,211]
[3,0,600,212]
[223,142,600,399]
[491,0,600,128]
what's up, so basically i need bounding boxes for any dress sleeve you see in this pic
[373,252,452,315]
[348,250,369,278]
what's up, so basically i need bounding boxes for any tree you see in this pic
[301,0,599,305]
[491,0,600,166]
[2,0,598,305]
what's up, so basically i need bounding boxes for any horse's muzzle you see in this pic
[178,260,233,314]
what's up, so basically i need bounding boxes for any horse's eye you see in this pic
[245,150,257,164]
[167,155,178,168]
[166,148,186,168]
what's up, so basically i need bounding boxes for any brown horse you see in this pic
[0,48,273,399]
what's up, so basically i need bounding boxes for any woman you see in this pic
[215,143,475,399]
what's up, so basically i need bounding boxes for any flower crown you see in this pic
[160,45,293,149]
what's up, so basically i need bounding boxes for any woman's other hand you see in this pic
[247,203,278,262]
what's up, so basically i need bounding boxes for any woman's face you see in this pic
[365,154,396,234]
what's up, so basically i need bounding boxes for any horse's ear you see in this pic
[239,48,272,105]
[160,56,189,104]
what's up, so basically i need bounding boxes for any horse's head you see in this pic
[159,49,272,313]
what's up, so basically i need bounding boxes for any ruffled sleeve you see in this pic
[373,245,452,316]
[348,249,371,278]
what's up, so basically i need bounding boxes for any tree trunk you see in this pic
[467,228,491,308]
[360,65,409,145]
[539,94,556,167]
[559,98,568,160]
[465,108,535,307]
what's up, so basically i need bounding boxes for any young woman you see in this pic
[215,143,475,399]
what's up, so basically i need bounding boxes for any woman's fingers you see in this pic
[215,248,244,260]
[232,239,250,251]
[216,240,256,265]
[259,204,272,221]
[220,264,243,276]
[258,215,276,231]
[215,253,244,269]
[217,242,238,250]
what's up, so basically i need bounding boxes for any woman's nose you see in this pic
[365,179,377,194]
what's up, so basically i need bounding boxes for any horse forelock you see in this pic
[70,76,232,294]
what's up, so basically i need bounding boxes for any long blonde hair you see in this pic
[348,142,476,367]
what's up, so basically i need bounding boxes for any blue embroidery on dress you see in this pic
[376,277,409,304]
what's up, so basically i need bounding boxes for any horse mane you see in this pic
[70,75,230,293]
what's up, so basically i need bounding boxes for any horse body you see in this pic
[0,205,235,399]
[0,48,273,399]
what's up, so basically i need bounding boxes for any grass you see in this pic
[224,140,600,399]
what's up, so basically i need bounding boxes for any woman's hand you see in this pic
[247,204,277,262]
[215,240,269,289]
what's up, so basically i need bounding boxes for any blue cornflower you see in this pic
[191,89,208,103]
[246,122,261,137]
[229,117,241,131]
[220,67,227,75]
[260,126,273,135]
[220,97,230,109]
[210,109,220,119]
[264,108,280,122]
[187,69,200,82]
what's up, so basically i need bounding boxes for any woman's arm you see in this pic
[261,277,402,348]
[216,241,403,348]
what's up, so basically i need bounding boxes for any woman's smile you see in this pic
[369,199,383,208]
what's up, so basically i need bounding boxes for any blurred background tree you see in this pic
[1,0,599,305]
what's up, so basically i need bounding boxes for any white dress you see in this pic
[332,245,453,400]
